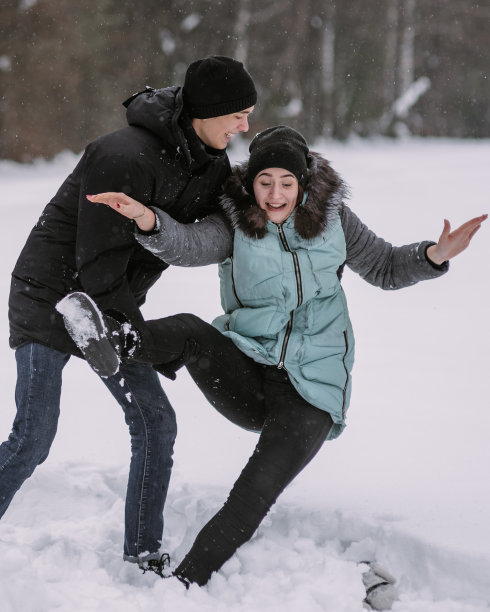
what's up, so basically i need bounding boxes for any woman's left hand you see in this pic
[86,192,156,231]
[426,214,487,265]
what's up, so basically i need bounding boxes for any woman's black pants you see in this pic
[136,313,333,586]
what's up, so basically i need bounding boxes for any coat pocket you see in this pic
[299,329,352,417]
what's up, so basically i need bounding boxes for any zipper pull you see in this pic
[277,361,284,369]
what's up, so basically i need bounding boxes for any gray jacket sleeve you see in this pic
[135,208,233,266]
[340,204,449,289]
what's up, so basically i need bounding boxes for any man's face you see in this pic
[192,107,254,150]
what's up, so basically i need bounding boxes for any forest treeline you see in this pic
[0,0,488,161]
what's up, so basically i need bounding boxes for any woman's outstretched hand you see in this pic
[86,192,156,232]
[426,214,487,265]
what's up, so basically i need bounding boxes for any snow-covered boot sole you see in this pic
[56,291,121,378]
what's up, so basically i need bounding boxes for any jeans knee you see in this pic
[156,406,177,441]
[127,401,177,447]
[1,432,53,478]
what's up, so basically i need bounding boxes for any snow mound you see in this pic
[1,463,489,612]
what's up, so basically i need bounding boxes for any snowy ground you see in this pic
[0,138,489,611]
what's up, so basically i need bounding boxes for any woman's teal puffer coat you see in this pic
[214,210,354,439]
[213,154,354,439]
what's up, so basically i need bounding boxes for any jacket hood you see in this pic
[124,85,228,170]
[220,152,349,240]
[124,86,190,159]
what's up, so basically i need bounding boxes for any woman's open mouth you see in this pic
[266,202,287,210]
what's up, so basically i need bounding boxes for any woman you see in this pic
[58,126,486,589]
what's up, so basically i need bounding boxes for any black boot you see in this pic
[360,561,398,611]
[139,553,172,579]
[56,291,136,378]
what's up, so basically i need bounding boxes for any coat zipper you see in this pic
[341,330,349,419]
[230,255,243,308]
[226,255,242,331]
[277,224,303,369]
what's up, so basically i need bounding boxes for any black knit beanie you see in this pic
[183,55,257,119]
[247,126,309,192]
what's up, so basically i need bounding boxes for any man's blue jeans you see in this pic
[0,342,177,562]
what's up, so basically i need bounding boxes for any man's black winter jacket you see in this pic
[9,86,230,354]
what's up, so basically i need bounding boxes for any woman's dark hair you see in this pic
[296,185,305,205]
[294,152,314,204]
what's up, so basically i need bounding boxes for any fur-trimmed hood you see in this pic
[220,151,349,240]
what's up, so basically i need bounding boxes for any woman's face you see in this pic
[253,168,299,224]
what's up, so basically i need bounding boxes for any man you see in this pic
[0,55,256,573]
